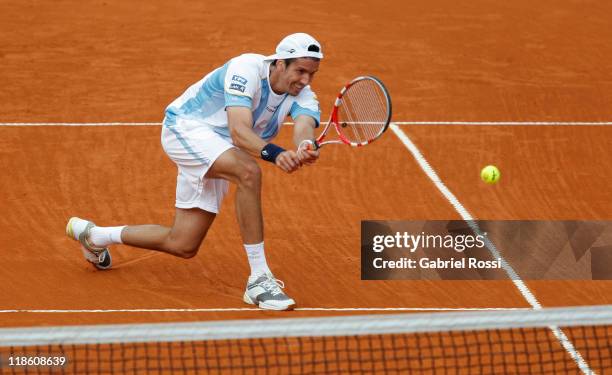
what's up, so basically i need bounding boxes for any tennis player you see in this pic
[66,33,323,311]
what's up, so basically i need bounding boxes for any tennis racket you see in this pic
[299,76,392,151]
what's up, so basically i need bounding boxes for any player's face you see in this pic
[280,58,319,96]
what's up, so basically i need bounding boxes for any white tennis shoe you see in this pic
[66,217,112,270]
[243,272,295,311]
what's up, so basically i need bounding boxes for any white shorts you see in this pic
[161,117,234,213]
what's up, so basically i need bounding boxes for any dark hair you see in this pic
[272,57,320,67]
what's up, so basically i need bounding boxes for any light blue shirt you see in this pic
[164,54,320,142]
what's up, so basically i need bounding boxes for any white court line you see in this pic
[0,121,611,126]
[390,123,595,375]
[393,121,612,126]
[0,307,531,313]
[0,122,161,126]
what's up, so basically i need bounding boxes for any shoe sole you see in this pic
[95,250,112,270]
[243,292,295,311]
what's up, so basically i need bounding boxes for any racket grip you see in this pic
[298,139,319,152]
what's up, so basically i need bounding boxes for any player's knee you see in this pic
[164,239,200,259]
[237,159,261,189]
[173,244,200,259]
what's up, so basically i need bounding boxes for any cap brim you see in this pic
[264,51,323,61]
[263,54,280,61]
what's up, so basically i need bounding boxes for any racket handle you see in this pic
[298,139,319,152]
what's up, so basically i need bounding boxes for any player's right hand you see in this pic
[297,148,319,165]
[275,150,302,173]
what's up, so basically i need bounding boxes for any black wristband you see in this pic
[260,143,285,163]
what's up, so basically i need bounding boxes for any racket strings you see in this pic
[337,79,389,145]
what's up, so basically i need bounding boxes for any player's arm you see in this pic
[227,106,266,155]
[293,115,320,165]
[227,106,302,173]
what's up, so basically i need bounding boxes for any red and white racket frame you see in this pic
[298,75,392,152]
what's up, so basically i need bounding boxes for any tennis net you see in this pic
[0,305,611,374]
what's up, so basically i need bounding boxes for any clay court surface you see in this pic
[1,0,611,332]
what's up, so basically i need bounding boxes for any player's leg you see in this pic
[206,148,263,245]
[207,148,269,276]
[120,207,216,258]
[71,147,259,261]
[114,122,230,258]
[207,148,295,310]
[67,207,215,262]
[66,121,229,266]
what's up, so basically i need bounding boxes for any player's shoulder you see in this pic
[231,53,266,64]
[228,53,267,77]
[224,54,267,98]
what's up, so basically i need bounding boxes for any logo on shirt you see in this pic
[231,75,248,85]
[229,83,246,93]
[265,105,277,113]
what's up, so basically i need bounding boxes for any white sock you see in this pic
[244,242,270,277]
[90,226,126,247]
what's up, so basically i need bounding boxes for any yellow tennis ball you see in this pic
[481,165,501,184]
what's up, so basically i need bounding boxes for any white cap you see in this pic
[265,33,323,61]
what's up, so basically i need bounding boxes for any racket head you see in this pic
[331,76,392,147]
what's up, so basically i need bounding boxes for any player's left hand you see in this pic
[297,148,319,165]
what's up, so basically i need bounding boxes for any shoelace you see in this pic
[259,276,285,296]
